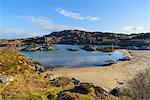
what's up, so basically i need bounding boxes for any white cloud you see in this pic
[86,16,99,21]
[13,15,86,31]
[56,8,84,20]
[56,8,99,21]
[0,15,86,39]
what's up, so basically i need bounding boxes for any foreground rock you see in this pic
[0,75,14,85]
[50,77,72,87]
[109,87,131,98]
[57,91,80,100]
[57,82,112,100]
[70,83,94,94]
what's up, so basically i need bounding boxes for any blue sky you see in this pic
[0,0,150,39]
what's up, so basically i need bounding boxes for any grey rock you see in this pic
[0,75,14,85]
[109,87,130,97]
[57,91,78,100]
[82,45,97,51]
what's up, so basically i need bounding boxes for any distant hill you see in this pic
[1,30,150,47]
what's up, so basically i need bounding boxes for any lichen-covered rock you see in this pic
[0,75,14,85]
[44,73,59,80]
[35,64,45,72]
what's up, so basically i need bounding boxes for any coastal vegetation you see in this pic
[127,67,150,100]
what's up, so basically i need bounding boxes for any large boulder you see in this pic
[97,47,114,52]
[57,82,111,100]
[0,75,14,85]
[69,83,93,94]
[93,86,108,99]
[44,73,59,80]
[109,87,130,97]
[50,77,71,87]
[82,45,97,51]
[70,78,80,85]
[57,91,79,100]
[35,64,45,73]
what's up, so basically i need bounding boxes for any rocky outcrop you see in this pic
[82,45,115,52]
[69,83,94,94]
[20,45,55,51]
[82,45,98,51]
[57,82,111,100]
[1,30,150,47]
[43,30,150,46]
[97,47,115,52]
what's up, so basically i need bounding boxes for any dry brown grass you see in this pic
[127,67,150,100]
[0,46,34,75]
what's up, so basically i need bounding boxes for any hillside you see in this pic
[44,30,150,46]
[1,30,150,47]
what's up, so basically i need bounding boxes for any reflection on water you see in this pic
[21,44,123,67]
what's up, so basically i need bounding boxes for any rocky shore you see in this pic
[0,46,128,100]
[0,45,150,100]
[50,49,150,95]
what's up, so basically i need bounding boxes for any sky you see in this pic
[0,0,150,39]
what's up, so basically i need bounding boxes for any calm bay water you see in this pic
[21,44,123,67]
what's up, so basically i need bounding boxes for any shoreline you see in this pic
[46,49,150,91]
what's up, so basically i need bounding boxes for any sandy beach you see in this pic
[49,50,150,91]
